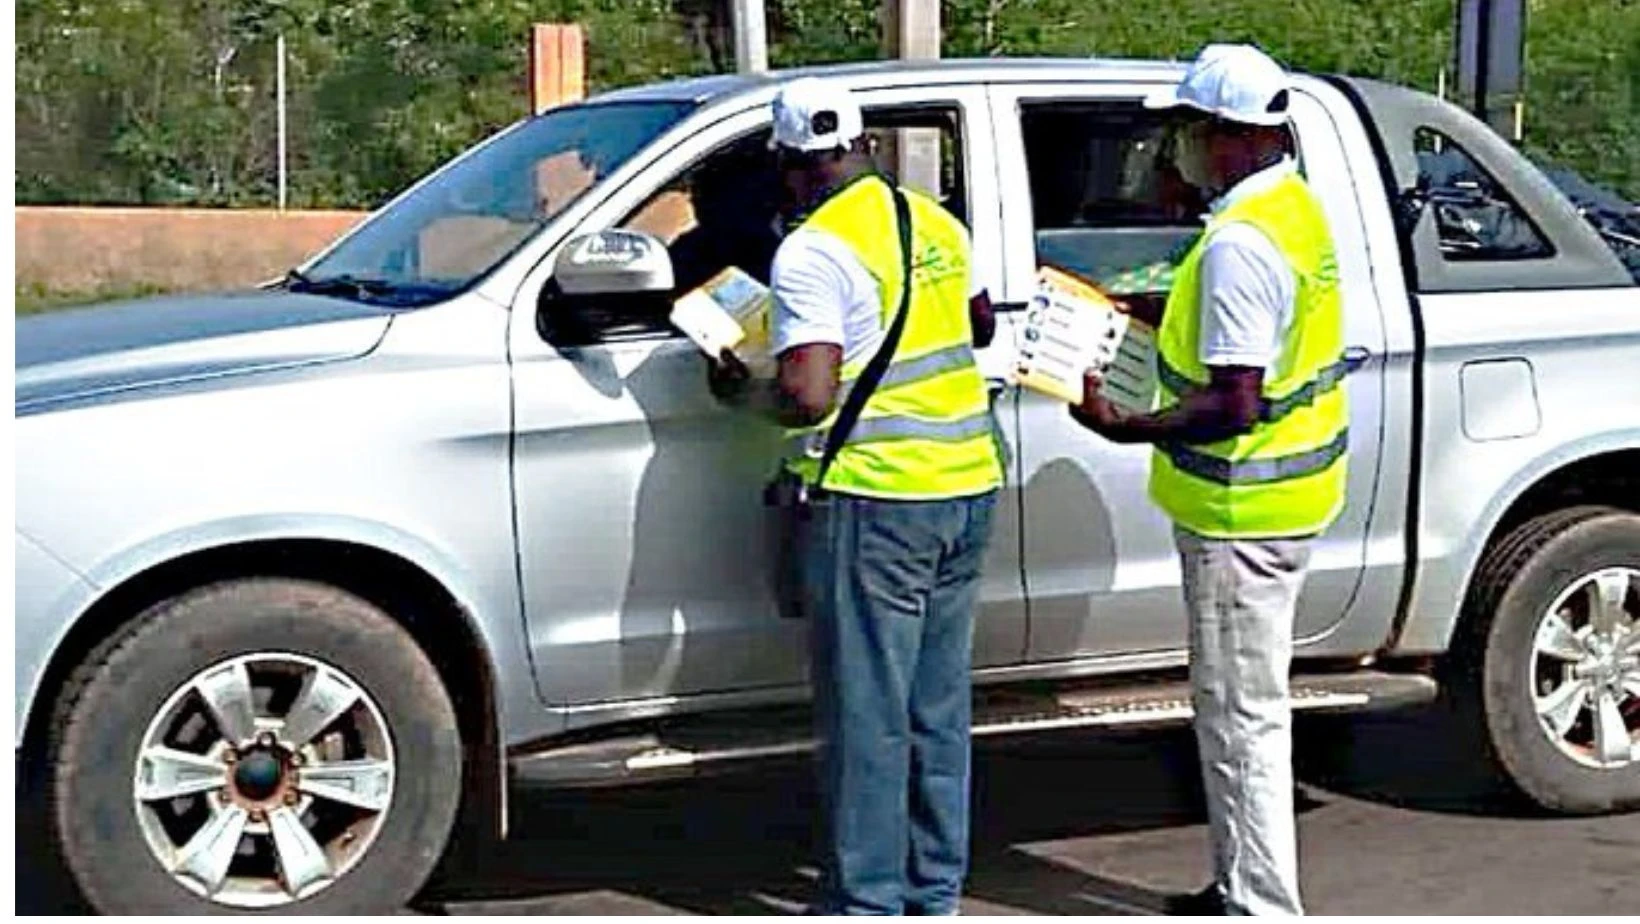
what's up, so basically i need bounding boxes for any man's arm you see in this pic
[1072,365,1263,444]
[707,345,840,428]
[1071,225,1292,447]
[777,343,842,427]
[707,231,850,427]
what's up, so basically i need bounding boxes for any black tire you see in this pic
[45,578,463,913]
[1451,505,1640,814]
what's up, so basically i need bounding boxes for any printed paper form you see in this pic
[1014,265,1158,416]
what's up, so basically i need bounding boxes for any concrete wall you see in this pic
[15,207,369,297]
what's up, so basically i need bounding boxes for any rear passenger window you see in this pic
[1018,102,1204,294]
[1415,128,1553,261]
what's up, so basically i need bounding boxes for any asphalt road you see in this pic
[20,704,1636,914]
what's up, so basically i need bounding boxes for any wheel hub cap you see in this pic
[1530,567,1640,770]
[231,750,286,802]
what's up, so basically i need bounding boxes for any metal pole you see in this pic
[277,33,288,211]
[882,0,941,195]
[730,0,768,74]
[1474,0,1492,129]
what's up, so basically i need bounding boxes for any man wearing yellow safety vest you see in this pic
[709,77,1003,915]
[1071,45,1348,916]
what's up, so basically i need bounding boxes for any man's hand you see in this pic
[1068,364,1266,446]
[1069,367,1125,435]
[707,347,751,402]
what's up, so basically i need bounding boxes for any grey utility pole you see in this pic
[731,0,768,73]
[276,33,288,210]
[882,0,941,195]
[1455,0,1528,141]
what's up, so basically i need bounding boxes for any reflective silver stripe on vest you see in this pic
[788,408,995,458]
[880,342,978,390]
[1261,359,1350,422]
[1156,355,1350,424]
[1156,354,1196,398]
[836,342,978,409]
[1162,428,1348,486]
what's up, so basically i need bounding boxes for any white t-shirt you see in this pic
[1197,158,1300,369]
[770,228,889,364]
[770,223,980,364]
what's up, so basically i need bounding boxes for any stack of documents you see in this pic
[1014,266,1158,416]
[669,267,775,375]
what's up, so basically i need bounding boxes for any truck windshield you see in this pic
[293,100,694,306]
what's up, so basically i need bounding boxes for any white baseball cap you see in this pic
[1144,44,1293,127]
[769,77,865,153]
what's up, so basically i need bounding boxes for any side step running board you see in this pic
[510,670,1437,789]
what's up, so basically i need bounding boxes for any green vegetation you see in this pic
[15,0,1638,210]
[14,283,176,316]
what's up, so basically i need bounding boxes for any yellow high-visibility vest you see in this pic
[1149,172,1349,538]
[784,176,1003,500]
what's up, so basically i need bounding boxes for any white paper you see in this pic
[1015,266,1157,416]
[669,267,775,376]
[670,289,747,357]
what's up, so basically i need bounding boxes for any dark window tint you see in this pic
[1018,102,1203,292]
[1415,127,1553,262]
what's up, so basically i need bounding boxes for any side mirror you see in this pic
[553,229,674,295]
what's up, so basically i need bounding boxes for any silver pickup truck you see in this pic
[15,59,1640,914]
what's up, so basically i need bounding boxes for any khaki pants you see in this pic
[1175,527,1313,916]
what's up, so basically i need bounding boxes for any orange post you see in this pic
[530,24,586,115]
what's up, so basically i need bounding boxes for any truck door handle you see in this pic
[1343,346,1373,372]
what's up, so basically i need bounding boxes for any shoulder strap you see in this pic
[813,185,914,491]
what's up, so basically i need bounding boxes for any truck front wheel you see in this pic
[1457,506,1640,813]
[44,578,463,913]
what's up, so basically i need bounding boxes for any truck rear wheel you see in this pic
[1455,506,1640,813]
[45,578,463,913]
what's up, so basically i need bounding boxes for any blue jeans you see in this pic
[800,490,999,915]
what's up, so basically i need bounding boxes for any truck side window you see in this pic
[571,106,970,345]
[619,130,783,297]
[613,105,969,303]
[1415,128,1553,262]
[1018,101,1204,293]
[537,131,783,346]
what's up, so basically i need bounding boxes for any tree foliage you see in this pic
[14,0,1638,208]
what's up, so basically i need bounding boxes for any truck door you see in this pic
[510,86,1027,709]
[991,81,1387,661]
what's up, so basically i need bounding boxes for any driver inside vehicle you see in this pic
[666,147,782,293]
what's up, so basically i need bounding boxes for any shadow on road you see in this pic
[1293,703,1536,818]
[419,704,1531,915]
[421,727,1289,915]
[17,703,1533,914]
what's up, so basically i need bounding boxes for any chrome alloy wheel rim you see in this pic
[131,653,395,907]
[1530,568,1640,769]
